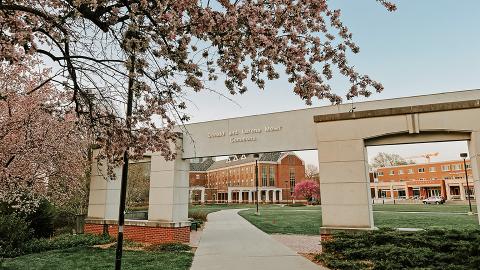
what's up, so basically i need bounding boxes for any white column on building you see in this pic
[468,131,480,224]
[272,190,277,203]
[189,189,192,203]
[227,189,232,203]
[390,185,394,200]
[238,191,243,203]
[460,184,466,200]
[404,183,409,199]
[279,190,283,203]
[445,184,451,200]
[200,188,205,204]
[265,189,270,202]
[257,189,261,203]
[248,191,252,203]
[374,185,379,199]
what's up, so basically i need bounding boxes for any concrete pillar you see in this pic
[445,184,451,200]
[273,190,277,203]
[238,191,243,203]
[468,131,480,223]
[460,184,466,200]
[87,149,121,220]
[200,188,205,204]
[248,191,252,203]
[227,189,232,203]
[147,141,189,222]
[257,189,261,203]
[189,190,193,203]
[279,190,283,202]
[317,139,374,229]
[374,185,379,199]
[265,189,270,202]
[390,185,394,200]
[404,183,409,199]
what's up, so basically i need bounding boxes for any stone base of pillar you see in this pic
[84,218,190,244]
[320,226,376,242]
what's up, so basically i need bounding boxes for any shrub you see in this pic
[53,209,76,233]
[188,210,208,222]
[0,213,33,258]
[145,243,191,252]
[25,199,56,238]
[316,228,480,270]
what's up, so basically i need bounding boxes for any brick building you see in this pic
[370,160,475,201]
[189,152,306,203]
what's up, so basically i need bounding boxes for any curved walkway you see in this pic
[191,209,324,270]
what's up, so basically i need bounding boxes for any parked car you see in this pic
[422,196,445,204]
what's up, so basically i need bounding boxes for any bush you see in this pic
[53,210,76,233]
[0,213,33,258]
[25,199,56,238]
[316,228,480,270]
[188,210,208,222]
[145,243,191,252]
[24,234,113,254]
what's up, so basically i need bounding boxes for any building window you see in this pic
[398,170,404,175]
[466,163,471,169]
[389,170,395,175]
[452,164,462,171]
[262,166,267,186]
[429,167,436,172]
[418,168,425,173]
[419,178,426,181]
[269,166,275,186]
[378,171,384,176]
[441,165,451,171]
[289,168,296,193]
[195,174,200,180]
[408,169,414,174]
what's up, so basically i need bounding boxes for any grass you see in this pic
[238,204,479,235]
[372,203,477,213]
[315,228,480,270]
[238,206,321,235]
[0,246,193,270]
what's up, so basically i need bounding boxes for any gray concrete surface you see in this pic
[190,209,325,270]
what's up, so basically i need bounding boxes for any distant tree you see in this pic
[370,152,415,168]
[305,164,319,180]
[294,180,320,203]
[126,163,150,210]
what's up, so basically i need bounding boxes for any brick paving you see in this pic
[190,228,203,247]
[270,234,322,254]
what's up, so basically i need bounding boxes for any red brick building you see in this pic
[370,160,474,201]
[189,152,306,203]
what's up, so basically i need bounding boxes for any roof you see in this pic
[192,152,290,172]
[189,158,214,171]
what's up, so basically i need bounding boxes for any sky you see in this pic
[185,1,480,166]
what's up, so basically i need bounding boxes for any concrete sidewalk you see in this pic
[191,209,325,270]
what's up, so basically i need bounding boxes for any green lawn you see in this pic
[0,247,193,270]
[372,203,477,213]
[238,204,479,235]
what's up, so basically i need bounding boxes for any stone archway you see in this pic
[85,90,480,243]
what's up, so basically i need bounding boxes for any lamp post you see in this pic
[253,153,260,215]
[460,153,473,213]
